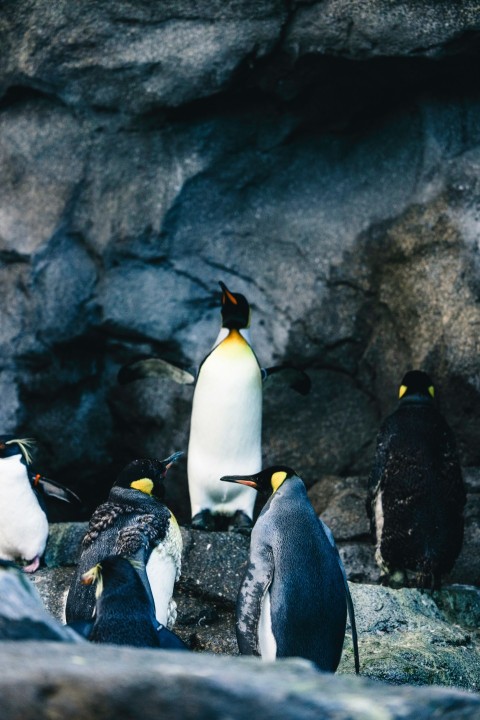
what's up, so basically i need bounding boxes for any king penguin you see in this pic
[367,370,466,589]
[65,453,183,628]
[188,281,262,532]
[0,437,49,573]
[221,466,355,672]
[74,555,188,649]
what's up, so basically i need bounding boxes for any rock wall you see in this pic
[2,2,480,524]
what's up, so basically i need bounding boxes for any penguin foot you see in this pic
[22,556,41,573]
[191,510,216,532]
[228,511,253,535]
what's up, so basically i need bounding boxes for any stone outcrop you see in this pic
[1,641,480,720]
[1,3,480,523]
[30,523,480,693]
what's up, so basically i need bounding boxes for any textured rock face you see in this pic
[34,523,480,693]
[1,642,480,720]
[2,1,480,540]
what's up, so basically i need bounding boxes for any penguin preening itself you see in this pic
[65,453,183,628]
[221,466,359,673]
[367,370,466,590]
[72,555,188,649]
[0,559,82,642]
[118,280,310,533]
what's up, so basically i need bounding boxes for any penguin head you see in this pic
[398,370,435,401]
[82,556,137,598]
[219,281,250,330]
[0,436,35,465]
[114,452,183,499]
[221,465,296,496]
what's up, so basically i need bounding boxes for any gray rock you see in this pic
[1,642,479,720]
[0,564,80,643]
[34,525,480,692]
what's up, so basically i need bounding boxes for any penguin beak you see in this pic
[220,475,259,490]
[81,564,101,586]
[162,451,184,474]
[219,281,238,306]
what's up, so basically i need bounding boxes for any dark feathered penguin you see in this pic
[65,454,183,628]
[221,466,355,673]
[72,555,188,649]
[0,559,82,642]
[367,370,466,590]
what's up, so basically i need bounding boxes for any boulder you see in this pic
[34,523,480,692]
[1,641,480,720]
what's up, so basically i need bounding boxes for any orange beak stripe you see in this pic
[223,288,238,305]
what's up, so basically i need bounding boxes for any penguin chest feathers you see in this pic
[0,456,48,561]
[190,329,262,453]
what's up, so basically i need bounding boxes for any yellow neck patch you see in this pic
[428,385,435,398]
[271,471,287,493]
[399,385,407,399]
[130,478,154,494]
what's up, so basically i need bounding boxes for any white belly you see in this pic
[146,515,182,628]
[374,490,387,570]
[258,589,277,661]
[0,456,48,562]
[188,331,262,517]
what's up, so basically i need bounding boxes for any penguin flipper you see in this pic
[118,357,196,386]
[319,519,360,674]
[34,475,84,507]
[236,549,274,656]
[261,366,311,396]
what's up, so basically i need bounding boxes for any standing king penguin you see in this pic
[188,282,262,532]
[66,454,183,628]
[0,437,48,572]
[222,466,356,672]
[367,370,466,589]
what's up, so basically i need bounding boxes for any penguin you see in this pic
[0,559,82,642]
[367,370,466,590]
[221,466,353,672]
[0,437,49,572]
[187,281,262,532]
[72,555,188,649]
[65,453,183,629]
[118,280,311,532]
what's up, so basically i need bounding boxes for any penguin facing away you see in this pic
[65,453,183,628]
[367,370,466,590]
[0,437,49,573]
[73,555,188,649]
[221,466,353,672]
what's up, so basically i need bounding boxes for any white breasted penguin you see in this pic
[222,466,358,673]
[73,554,188,649]
[188,281,262,533]
[367,370,466,590]
[65,453,183,628]
[0,437,48,573]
